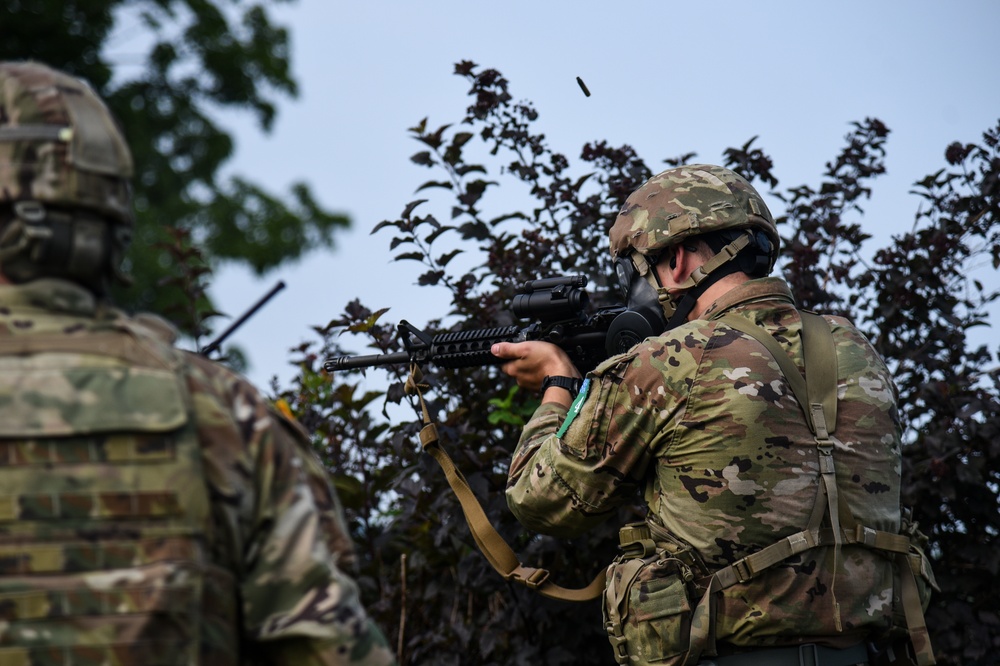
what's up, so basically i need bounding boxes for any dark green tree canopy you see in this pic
[0,0,349,337]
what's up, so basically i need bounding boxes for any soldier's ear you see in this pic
[661,245,697,286]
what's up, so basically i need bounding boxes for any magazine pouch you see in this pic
[603,522,703,666]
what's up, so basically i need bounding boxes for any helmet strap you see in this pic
[658,232,753,331]
[680,232,751,290]
[607,232,758,351]
[0,202,51,265]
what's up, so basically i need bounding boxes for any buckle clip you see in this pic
[732,559,753,583]
[618,522,651,547]
[855,524,878,547]
[798,643,819,666]
[604,623,630,665]
[418,423,438,451]
[618,522,657,559]
[508,566,549,589]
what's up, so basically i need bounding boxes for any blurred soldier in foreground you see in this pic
[0,61,395,665]
[494,165,936,665]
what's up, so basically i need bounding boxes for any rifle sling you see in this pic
[405,364,605,602]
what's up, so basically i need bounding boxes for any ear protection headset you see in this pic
[604,229,774,356]
[0,201,124,293]
[712,228,773,279]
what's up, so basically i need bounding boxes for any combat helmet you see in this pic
[605,164,779,353]
[0,61,133,292]
[609,163,778,264]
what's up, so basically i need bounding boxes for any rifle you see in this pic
[324,274,618,603]
[201,280,286,357]
[323,275,623,374]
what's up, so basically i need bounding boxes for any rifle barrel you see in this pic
[324,351,412,372]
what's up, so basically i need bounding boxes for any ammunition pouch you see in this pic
[603,522,708,666]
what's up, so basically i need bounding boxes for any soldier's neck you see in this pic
[689,273,751,320]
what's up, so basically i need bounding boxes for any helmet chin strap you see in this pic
[653,232,753,331]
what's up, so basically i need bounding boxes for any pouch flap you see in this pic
[0,365,186,436]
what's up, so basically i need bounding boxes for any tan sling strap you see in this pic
[694,312,935,666]
[404,364,606,602]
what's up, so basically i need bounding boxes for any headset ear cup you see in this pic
[734,230,773,278]
[753,230,773,277]
[753,254,769,277]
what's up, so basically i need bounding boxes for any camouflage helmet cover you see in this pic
[0,61,133,225]
[609,164,778,264]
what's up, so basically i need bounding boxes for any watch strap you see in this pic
[541,375,583,397]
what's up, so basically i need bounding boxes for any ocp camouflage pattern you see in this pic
[608,164,777,260]
[507,278,907,651]
[0,61,133,225]
[0,278,395,665]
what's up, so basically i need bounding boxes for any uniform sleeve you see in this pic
[241,404,396,666]
[185,355,395,666]
[273,407,360,573]
[506,342,688,538]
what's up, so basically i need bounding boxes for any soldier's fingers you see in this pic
[491,342,522,360]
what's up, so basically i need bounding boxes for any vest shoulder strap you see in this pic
[702,311,935,665]
[717,311,836,437]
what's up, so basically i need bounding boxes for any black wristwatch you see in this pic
[541,375,583,398]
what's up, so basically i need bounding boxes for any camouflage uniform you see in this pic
[0,278,395,666]
[507,277,904,656]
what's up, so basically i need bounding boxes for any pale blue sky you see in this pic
[209,1,1000,389]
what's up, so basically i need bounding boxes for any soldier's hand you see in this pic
[491,341,580,406]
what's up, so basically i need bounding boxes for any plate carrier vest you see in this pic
[0,321,239,665]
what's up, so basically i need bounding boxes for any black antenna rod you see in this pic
[201,280,286,356]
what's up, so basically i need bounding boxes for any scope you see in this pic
[518,275,587,293]
[512,275,589,323]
